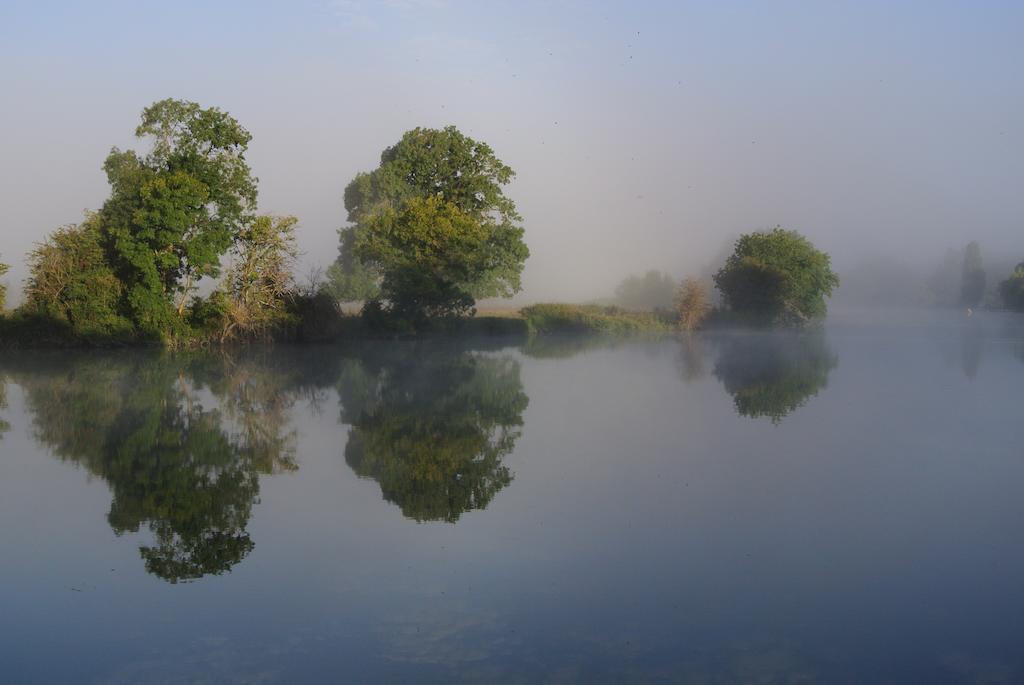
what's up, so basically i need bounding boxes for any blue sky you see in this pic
[1,1,1022,302]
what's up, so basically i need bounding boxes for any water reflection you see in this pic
[338,343,528,523]
[2,351,323,583]
[710,332,837,422]
[961,320,984,380]
[0,375,9,438]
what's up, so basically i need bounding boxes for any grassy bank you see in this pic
[0,302,682,348]
[520,303,672,335]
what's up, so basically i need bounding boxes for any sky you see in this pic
[1,0,1022,304]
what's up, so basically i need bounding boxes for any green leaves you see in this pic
[100,99,258,339]
[330,126,529,322]
[714,227,839,326]
[0,258,9,311]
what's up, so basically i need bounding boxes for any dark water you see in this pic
[1,312,1022,683]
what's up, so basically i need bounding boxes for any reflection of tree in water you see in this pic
[960,321,984,380]
[338,344,528,523]
[676,335,708,382]
[0,376,9,438]
[3,351,323,582]
[712,332,837,423]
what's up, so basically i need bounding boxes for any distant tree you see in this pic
[0,258,8,310]
[1000,262,1024,312]
[674,277,711,331]
[714,227,839,326]
[23,215,133,339]
[613,270,676,310]
[217,215,300,340]
[329,126,528,321]
[99,99,258,337]
[960,241,986,308]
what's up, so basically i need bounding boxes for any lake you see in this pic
[1,311,1022,683]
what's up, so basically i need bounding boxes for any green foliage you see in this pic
[0,258,8,310]
[613,270,676,311]
[98,98,257,338]
[324,233,380,303]
[23,216,134,340]
[1000,262,1024,312]
[217,215,300,341]
[960,241,986,307]
[331,126,528,321]
[338,344,527,522]
[521,303,670,335]
[712,333,837,423]
[354,196,493,323]
[714,227,839,326]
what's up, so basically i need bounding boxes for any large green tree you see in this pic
[714,227,839,326]
[99,99,257,337]
[328,126,528,321]
[1000,262,1024,312]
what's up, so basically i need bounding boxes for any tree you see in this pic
[353,196,493,321]
[675,277,711,331]
[960,241,986,308]
[0,258,8,311]
[613,270,676,310]
[1000,262,1024,312]
[98,99,257,337]
[329,126,528,320]
[217,215,300,340]
[714,227,839,326]
[23,215,132,339]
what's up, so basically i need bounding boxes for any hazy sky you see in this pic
[1,0,1021,304]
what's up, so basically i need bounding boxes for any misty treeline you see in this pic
[835,241,1024,312]
[1,98,1021,347]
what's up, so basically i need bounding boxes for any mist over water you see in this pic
[2,314,1023,682]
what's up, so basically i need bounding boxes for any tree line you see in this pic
[2,97,1021,346]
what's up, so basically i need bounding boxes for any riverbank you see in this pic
[0,302,677,349]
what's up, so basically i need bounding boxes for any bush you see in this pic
[675,278,711,331]
[22,218,134,341]
[521,303,669,335]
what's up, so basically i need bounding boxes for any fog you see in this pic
[1,1,1022,306]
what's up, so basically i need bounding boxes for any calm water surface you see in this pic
[1,312,1022,683]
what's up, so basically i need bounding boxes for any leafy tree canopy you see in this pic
[99,99,257,337]
[329,126,528,319]
[714,227,839,326]
[1000,262,1024,312]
